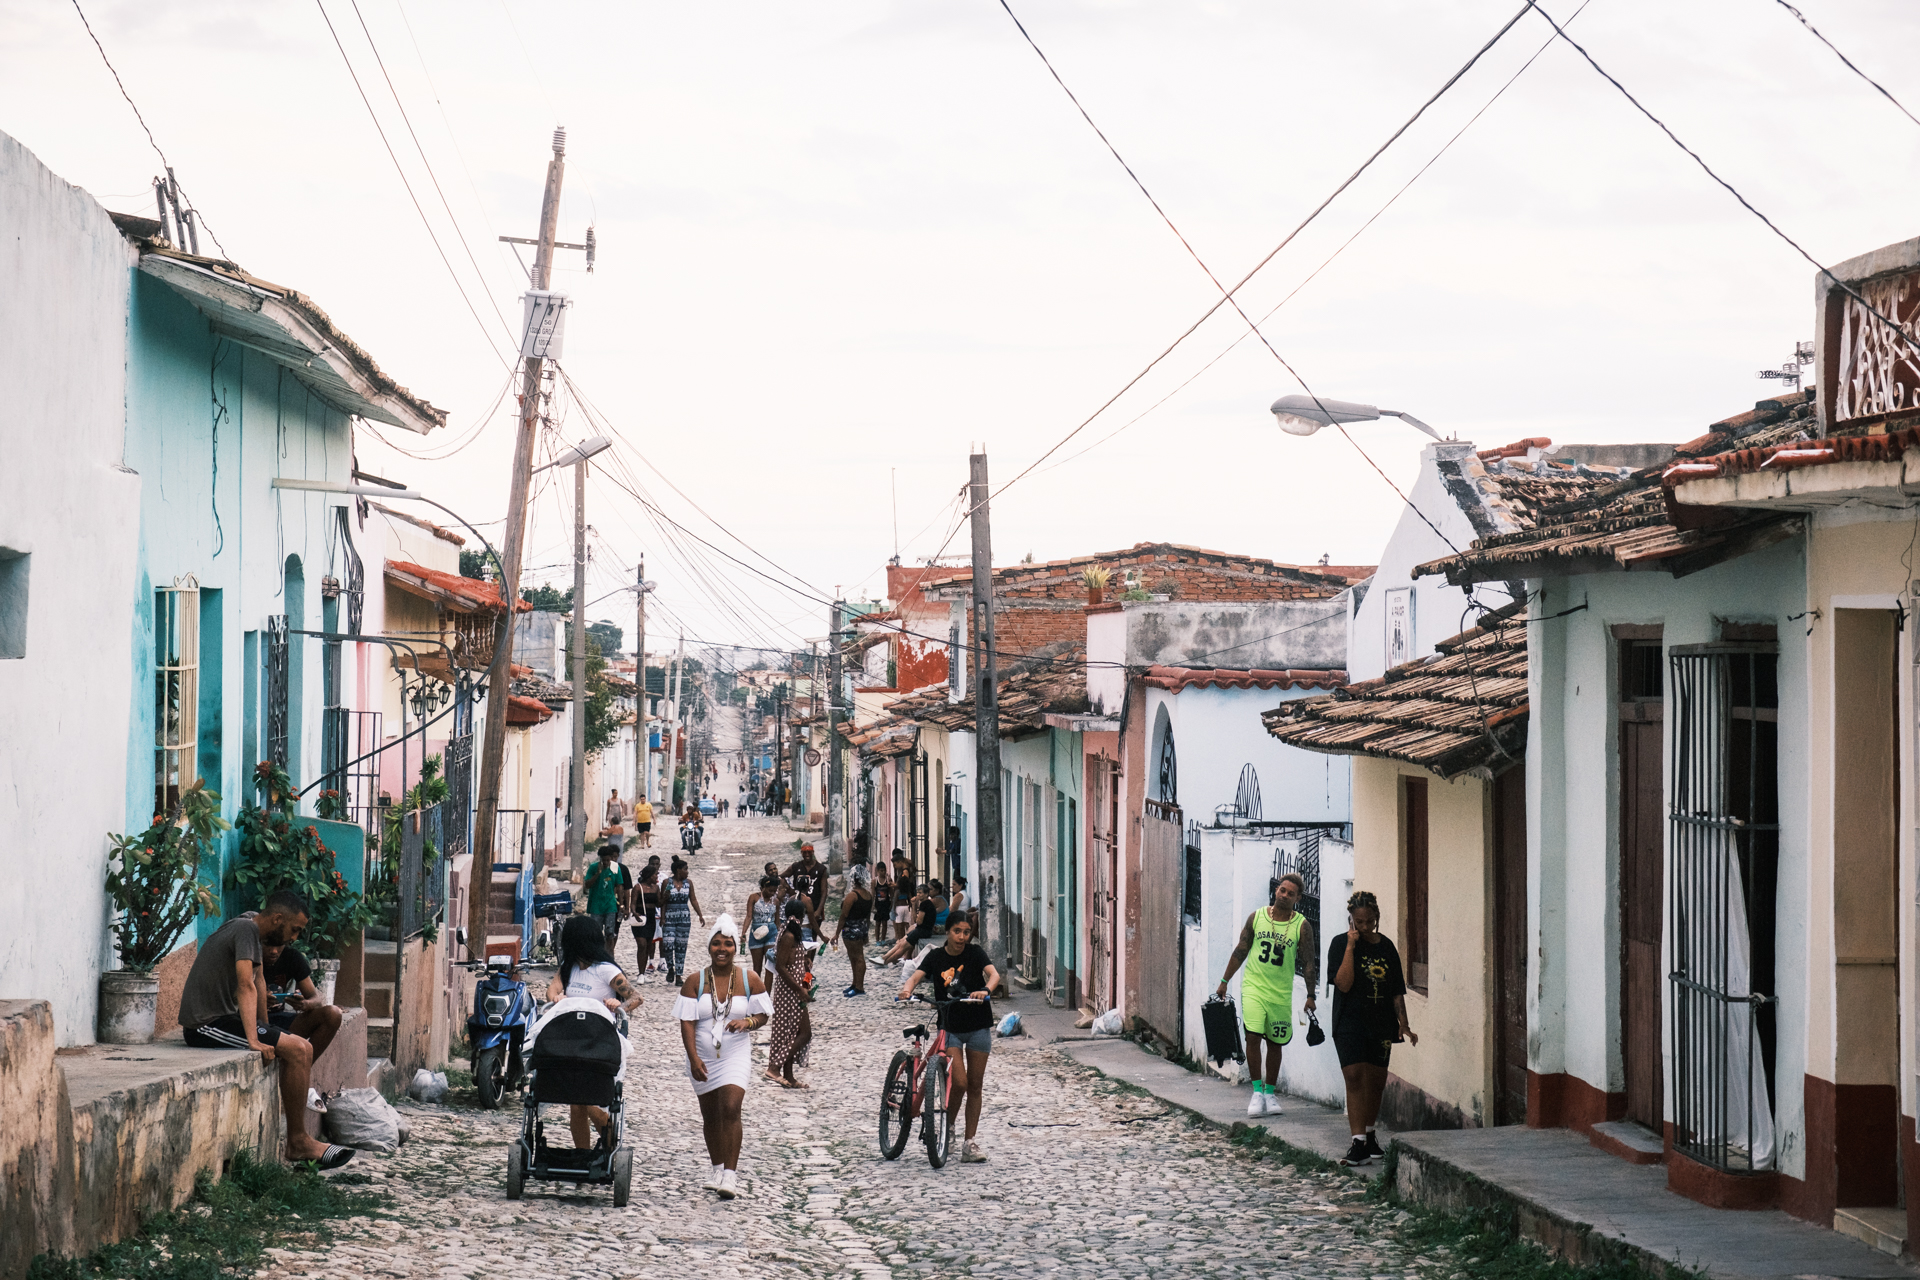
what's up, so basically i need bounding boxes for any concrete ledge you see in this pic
[1,1000,76,1275]
[1393,1127,1913,1280]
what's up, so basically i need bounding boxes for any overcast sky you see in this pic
[7,0,1919,659]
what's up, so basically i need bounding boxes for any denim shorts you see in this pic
[947,1027,993,1054]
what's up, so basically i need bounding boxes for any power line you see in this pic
[1525,0,1920,361]
[68,0,231,259]
[988,0,1537,500]
[1770,0,1920,131]
[313,0,513,370]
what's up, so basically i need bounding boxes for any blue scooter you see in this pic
[467,953,537,1110]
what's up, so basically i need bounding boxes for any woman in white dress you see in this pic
[541,915,641,1149]
[674,915,773,1199]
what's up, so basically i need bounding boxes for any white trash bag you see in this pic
[996,1012,1022,1038]
[408,1069,449,1103]
[323,1088,403,1155]
[1091,1008,1123,1037]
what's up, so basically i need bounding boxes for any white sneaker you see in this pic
[1263,1092,1283,1116]
[960,1141,987,1164]
[705,1164,722,1191]
[1248,1090,1267,1117]
[717,1168,739,1199]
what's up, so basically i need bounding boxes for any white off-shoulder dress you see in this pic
[673,972,774,1095]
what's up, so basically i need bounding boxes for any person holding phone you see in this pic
[1327,890,1415,1166]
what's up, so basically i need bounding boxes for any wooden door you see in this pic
[1621,704,1665,1131]
[1087,759,1117,1013]
[1138,804,1185,1048]
[1492,765,1529,1125]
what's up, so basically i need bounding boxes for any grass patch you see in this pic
[1381,1197,1689,1280]
[1225,1121,1346,1176]
[28,1151,387,1280]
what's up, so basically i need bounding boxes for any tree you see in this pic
[565,634,619,756]
[459,549,491,581]
[587,619,622,654]
[521,583,572,613]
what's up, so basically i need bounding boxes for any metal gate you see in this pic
[910,751,930,880]
[1137,797,1184,1048]
[1669,644,1779,1173]
[265,615,289,769]
[444,730,473,864]
[1087,758,1118,1013]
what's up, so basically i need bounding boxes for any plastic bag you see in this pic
[996,1012,1022,1038]
[323,1088,402,1154]
[408,1069,449,1103]
[1091,1008,1123,1037]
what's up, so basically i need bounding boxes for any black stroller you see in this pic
[506,1003,632,1204]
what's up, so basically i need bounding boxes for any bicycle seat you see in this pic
[902,1024,928,1040]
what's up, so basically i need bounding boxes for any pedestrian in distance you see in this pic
[603,789,628,853]
[634,794,654,850]
[783,843,827,973]
[879,878,946,967]
[583,845,629,947]
[261,938,343,1059]
[1328,890,1415,1166]
[544,914,643,1150]
[659,856,707,986]
[872,856,895,940]
[1215,873,1319,1117]
[764,899,814,1089]
[629,861,661,978]
[744,874,784,976]
[897,914,999,1164]
[832,858,875,996]
[675,915,773,1199]
[178,890,353,1168]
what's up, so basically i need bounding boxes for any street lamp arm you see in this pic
[1381,410,1444,441]
[269,478,507,590]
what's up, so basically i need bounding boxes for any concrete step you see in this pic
[1836,1207,1908,1257]
[1589,1119,1665,1165]
[363,981,394,1019]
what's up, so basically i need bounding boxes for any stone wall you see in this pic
[0,1000,76,1276]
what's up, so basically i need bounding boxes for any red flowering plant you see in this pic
[229,761,378,960]
[104,781,227,972]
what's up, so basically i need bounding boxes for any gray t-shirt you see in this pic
[177,917,263,1030]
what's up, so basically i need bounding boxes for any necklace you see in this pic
[709,964,739,1056]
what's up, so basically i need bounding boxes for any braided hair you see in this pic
[1347,889,1381,917]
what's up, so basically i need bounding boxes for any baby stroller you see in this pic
[507,999,632,1204]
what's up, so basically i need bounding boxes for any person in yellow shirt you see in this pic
[634,795,655,849]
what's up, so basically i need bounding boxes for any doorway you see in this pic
[1618,632,1665,1133]
[1492,764,1529,1125]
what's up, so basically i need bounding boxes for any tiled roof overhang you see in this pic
[385,560,534,614]
[137,249,445,434]
[1264,605,1528,780]
[507,695,556,725]
[1144,666,1347,694]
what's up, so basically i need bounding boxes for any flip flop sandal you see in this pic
[304,1145,356,1171]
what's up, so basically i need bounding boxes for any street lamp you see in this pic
[533,434,611,473]
[1270,394,1444,441]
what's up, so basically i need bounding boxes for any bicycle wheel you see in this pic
[922,1053,953,1168]
[879,1050,915,1160]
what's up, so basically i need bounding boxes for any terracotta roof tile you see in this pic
[385,559,534,614]
[1143,666,1347,694]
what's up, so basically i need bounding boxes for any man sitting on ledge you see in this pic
[262,938,343,1060]
[177,890,354,1168]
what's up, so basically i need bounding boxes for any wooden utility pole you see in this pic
[633,558,647,806]
[469,128,568,955]
[824,603,845,865]
[670,633,686,809]
[568,457,588,878]
[969,451,1006,968]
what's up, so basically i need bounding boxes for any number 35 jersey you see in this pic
[1241,909,1306,1002]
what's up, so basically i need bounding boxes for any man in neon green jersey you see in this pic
[1216,873,1319,1116]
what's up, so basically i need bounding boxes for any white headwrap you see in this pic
[708,913,740,947]
[850,863,872,890]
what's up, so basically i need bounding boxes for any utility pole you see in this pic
[633,558,647,806]
[568,457,588,879]
[824,604,845,868]
[670,633,686,810]
[470,127,571,952]
[969,451,1006,970]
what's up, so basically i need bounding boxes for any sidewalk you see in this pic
[1010,993,1914,1280]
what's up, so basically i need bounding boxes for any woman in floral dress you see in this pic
[764,899,813,1088]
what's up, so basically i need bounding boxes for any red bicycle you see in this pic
[878,998,973,1168]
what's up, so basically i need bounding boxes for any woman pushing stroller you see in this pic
[539,915,642,1150]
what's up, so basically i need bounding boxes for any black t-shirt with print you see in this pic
[1326,933,1407,1041]
[264,943,312,992]
[916,942,994,1034]
[785,859,824,910]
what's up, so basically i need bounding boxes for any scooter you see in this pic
[465,950,537,1109]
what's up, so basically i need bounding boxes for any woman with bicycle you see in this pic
[897,915,999,1164]
[674,915,772,1199]
[764,899,814,1088]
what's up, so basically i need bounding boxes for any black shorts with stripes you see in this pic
[184,1014,284,1050]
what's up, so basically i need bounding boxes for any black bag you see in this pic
[1201,995,1244,1066]
[1304,1007,1326,1047]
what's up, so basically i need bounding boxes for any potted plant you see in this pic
[1082,565,1111,606]
[101,782,228,1043]
[230,761,376,991]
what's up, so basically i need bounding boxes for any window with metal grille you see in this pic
[264,614,289,769]
[1183,822,1202,925]
[1403,775,1430,993]
[154,580,200,816]
[1669,644,1779,1174]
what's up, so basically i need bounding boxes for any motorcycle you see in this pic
[465,951,537,1109]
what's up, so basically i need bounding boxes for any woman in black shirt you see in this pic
[1327,890,1416,1167]
[898,915,1000,1165]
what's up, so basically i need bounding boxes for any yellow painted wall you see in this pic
[1351,755,1493,1125]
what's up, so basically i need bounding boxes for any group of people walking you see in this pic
[1218,875,1415,1167]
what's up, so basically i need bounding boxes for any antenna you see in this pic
[891,468,900,566]
[1757,340,1815,392]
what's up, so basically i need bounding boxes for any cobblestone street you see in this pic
[270,817,1416,1280]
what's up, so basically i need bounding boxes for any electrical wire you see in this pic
[1770,0,1920,131]
[1525,0,1920,361]
[68,0,231,259]
[313,0,513,370]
